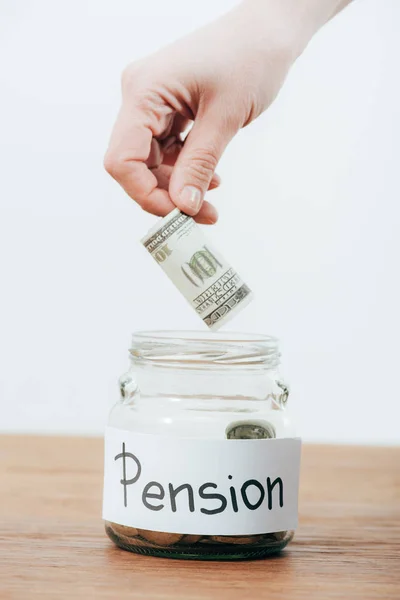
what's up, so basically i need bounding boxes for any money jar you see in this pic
[103,331,301,560]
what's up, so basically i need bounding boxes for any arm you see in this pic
[104,0,353,223]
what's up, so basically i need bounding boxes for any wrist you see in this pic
[240,0,346,59]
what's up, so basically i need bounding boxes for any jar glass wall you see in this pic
[103,331,298,560]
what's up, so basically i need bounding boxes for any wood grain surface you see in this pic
[0,435,399,599]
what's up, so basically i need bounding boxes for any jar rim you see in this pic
[132,330,278,344]
[130,330,280,369]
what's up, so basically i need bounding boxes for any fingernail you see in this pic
[179,186,203,214]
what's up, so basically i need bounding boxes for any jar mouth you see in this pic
[133,330,277,343]
[130,330,280,369]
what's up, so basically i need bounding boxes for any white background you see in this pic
[0,0,399,444]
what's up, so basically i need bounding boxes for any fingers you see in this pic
[151,164,221,193]
[194,201,218,224]
[209,172,221,190]
[169,103,237,216]
[104,102,221,223]
[104,105,171,210]
[147,164,219,223]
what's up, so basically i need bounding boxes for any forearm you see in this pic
[106,0,355,219]
[241,0,353,58]
[331,0,353,18]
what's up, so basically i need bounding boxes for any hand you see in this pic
[104,0,349,223]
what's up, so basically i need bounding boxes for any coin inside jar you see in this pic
[272,531,287,541]
[137,529,184,546]
[226,420,276,440]
[179,534,203,545]
[109,523,138,538]
[206,534,267,546]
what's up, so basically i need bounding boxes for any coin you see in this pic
[179,535,203,545]
[137,529,184,546]
[272,531,288,541]
[109,523,138,538]
[226,420,276,440]
[206,534,266,545]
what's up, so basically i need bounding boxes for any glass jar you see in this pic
[103,331,301,560]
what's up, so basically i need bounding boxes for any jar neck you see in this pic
[129,361,280,402]
[130,331,280,369]
[127,331,282,402]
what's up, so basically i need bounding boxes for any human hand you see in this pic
[104,0,349,223]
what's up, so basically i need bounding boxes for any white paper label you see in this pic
[103,427,301,536]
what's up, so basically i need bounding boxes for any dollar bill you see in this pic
[141,208,253,330]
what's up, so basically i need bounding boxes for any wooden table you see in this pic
[0,436,399,599]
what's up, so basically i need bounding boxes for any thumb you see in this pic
[169,106,237,216]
